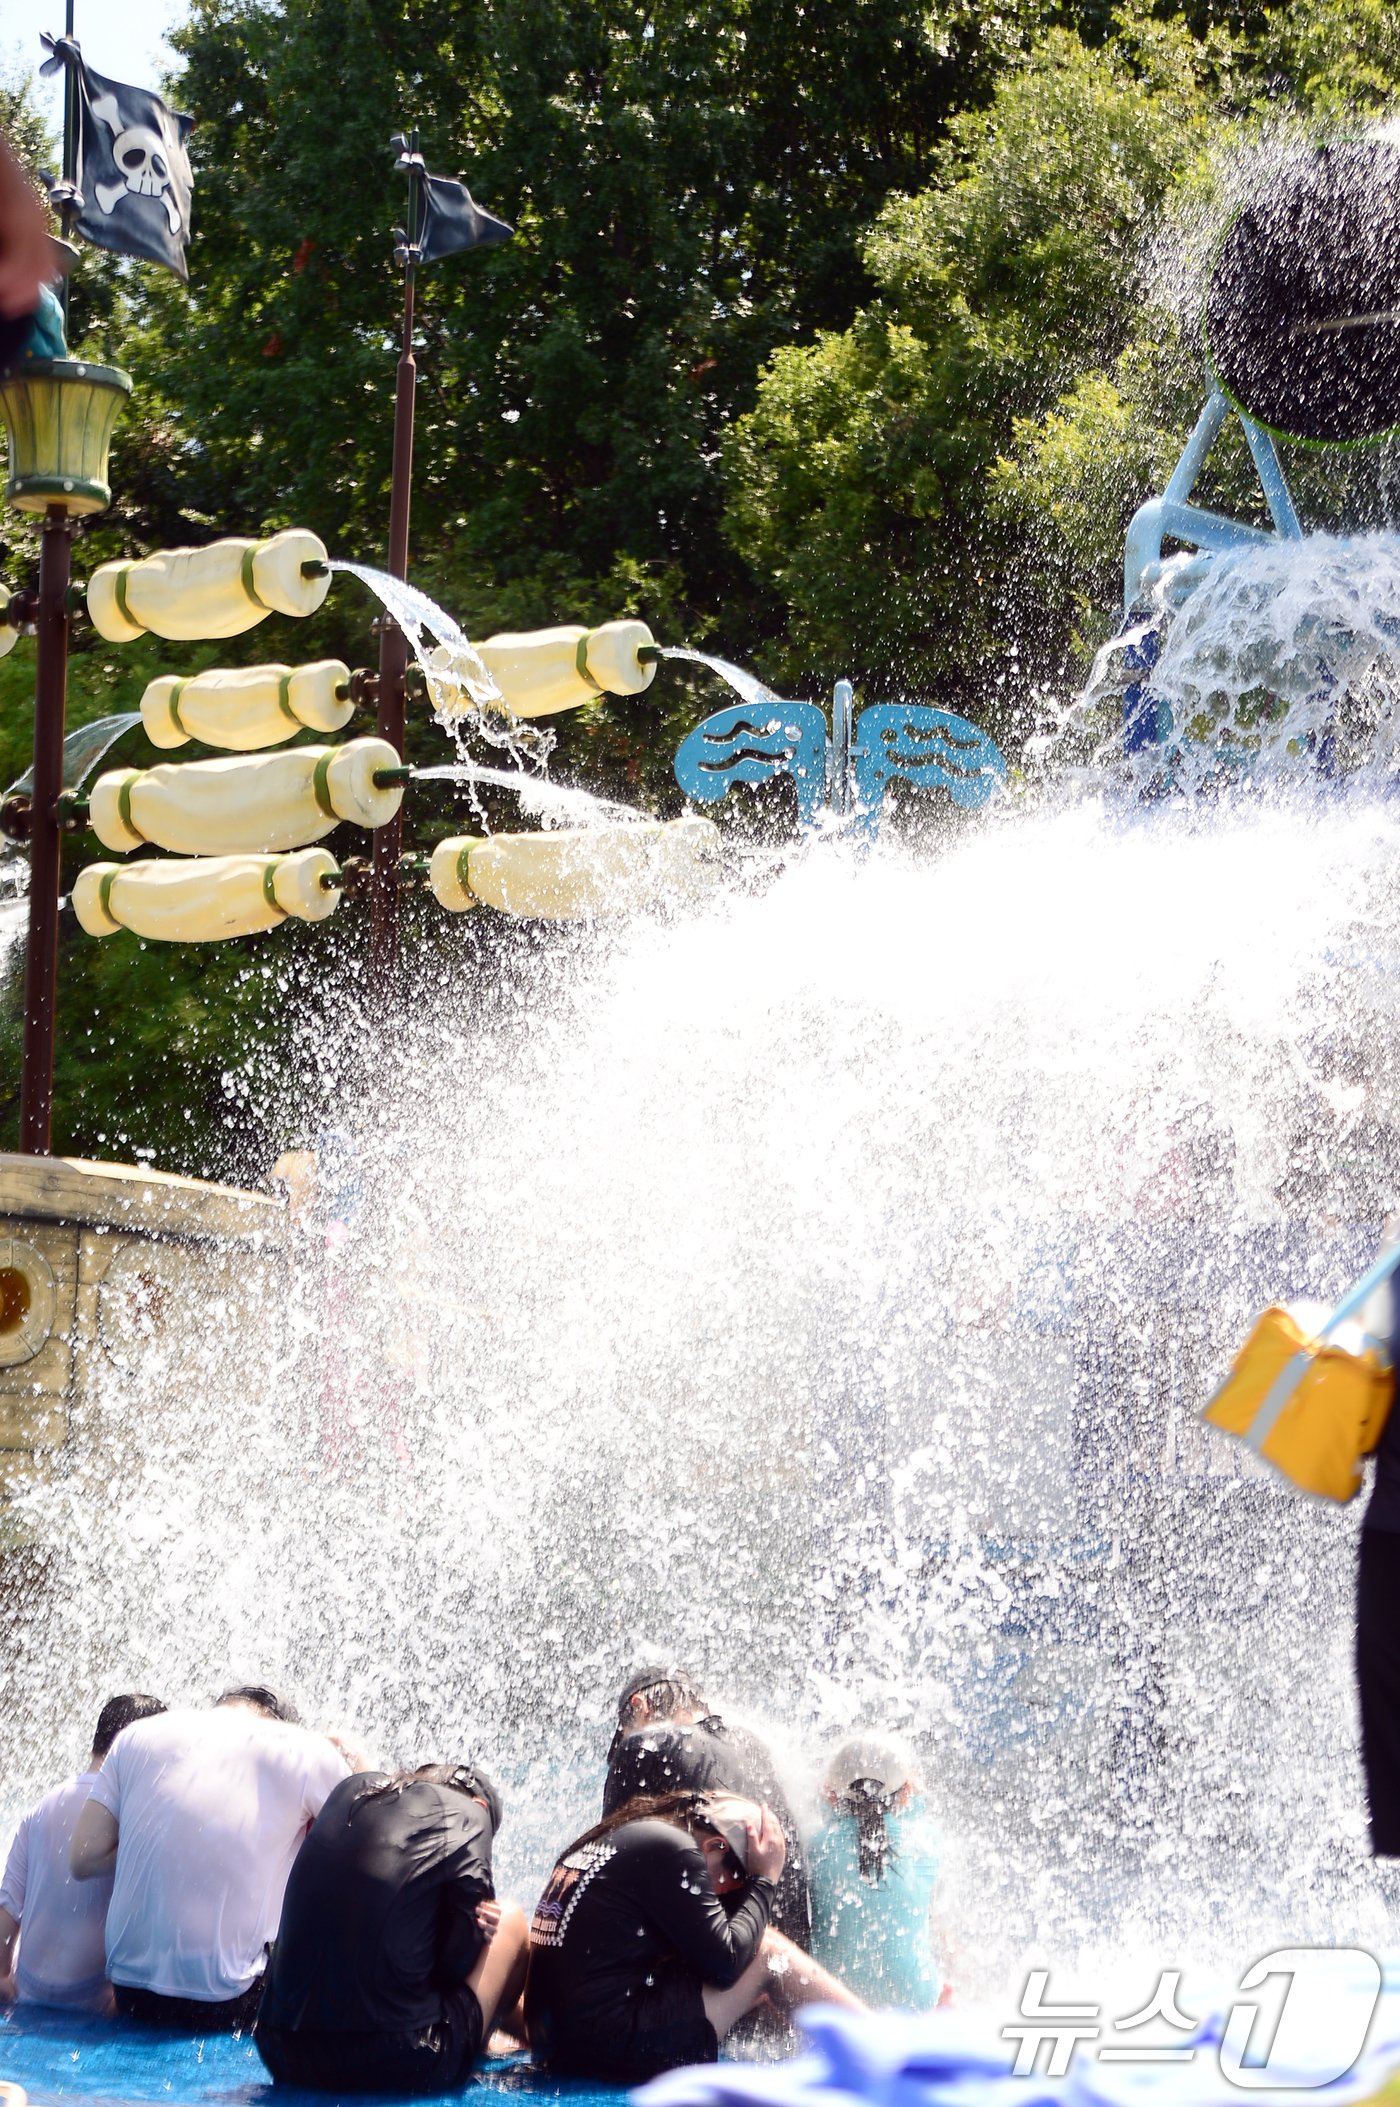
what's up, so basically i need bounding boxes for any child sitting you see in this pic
[807,1732,945,2009]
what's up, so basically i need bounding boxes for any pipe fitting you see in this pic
[0,796,33,845]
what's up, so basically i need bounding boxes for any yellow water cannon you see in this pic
[429,815,720,920]
[73,847,342,943]
[88,530,331,643]
[88,738,405,858]
[471,620,658,717]
[141,661,353,752]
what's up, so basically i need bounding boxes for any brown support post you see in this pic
[368,257,417,999]
[19,507,74,1155]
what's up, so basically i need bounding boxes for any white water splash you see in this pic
[1053,532,1400,795]
[7,776,1400,1999]
[331,561,554,772]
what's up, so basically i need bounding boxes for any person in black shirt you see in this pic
[526,1788,861,2086]
[1357,1286,1400,1856]
[254,1762,528,2093]
[603,1665,813,1948]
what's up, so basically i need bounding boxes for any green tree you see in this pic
[102,0,1026,637]
[720,12,1231,721]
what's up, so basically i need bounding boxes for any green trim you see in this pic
[311,750,337,820]
[261,860,286,915]
[240,545,271,612]
[113,566,136,630]
[9,357,133,395]
[277,672,298,724]
[575,632,603,693]
[1208,364,1400,455]
[166,679,187,739]
[98,867,119,925]
[117,772,140,843]
[458,844,474,892]
[5,470,111,509]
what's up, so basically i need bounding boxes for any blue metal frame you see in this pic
[1117,392,1308,760]
[1122,391,1302,614]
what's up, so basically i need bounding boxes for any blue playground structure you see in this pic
[1118,390,1304,756]
[674,678,1007,838]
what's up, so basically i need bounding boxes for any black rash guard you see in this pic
[257,1772,494,2035]
[526,1816,776,2083]
[604,1716,811,1949]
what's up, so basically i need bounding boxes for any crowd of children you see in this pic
[0,1664,947,2092]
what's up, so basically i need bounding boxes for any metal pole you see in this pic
[59,0,78,339]
[368,143,419,998]
[19,509,73,1154]
[831,679,854,817]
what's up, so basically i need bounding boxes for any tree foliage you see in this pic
[721,12,1234,718]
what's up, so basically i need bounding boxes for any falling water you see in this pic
[412,762,651,830]
[1061,534,1400,793]
[659,644,804,713]
[3,545,1400,2043]
[9,788,1400,1977]
[5,712,144,800]
[331,562,553,770]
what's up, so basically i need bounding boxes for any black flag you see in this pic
[416,173,513,264]
[40,34,194,280]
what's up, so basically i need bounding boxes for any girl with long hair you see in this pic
[526,1788,862,2083]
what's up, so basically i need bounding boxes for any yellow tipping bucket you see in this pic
[1203,1303,1392,1504]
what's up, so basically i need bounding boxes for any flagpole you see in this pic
[58,0,77,337]
[368,134,420,1002]
[16,0,79,1153]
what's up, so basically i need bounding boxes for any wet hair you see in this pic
[92,1693,166,1761]
[838,1779,901,1885]
[558,1789,736,1867]
[217,1684,301,1725]
[607,1667,709,1761]
[354,1762,503,1836]
[824,1732,918,1886]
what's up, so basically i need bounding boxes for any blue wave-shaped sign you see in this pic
[674,702,829,826]
[849,705,1006,837]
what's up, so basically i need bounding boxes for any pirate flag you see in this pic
[1205,142,1400,447]
[40,33,194,280]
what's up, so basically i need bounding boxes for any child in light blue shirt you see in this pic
[808,1732,944,2009]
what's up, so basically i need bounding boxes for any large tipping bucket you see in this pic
[1205,142,1400,446]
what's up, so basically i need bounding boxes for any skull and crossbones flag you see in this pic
[40,34,194,280]
[417,173,513,263]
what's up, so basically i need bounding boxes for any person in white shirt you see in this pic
[69,1685,349,2031]
[0,1692,167,2012]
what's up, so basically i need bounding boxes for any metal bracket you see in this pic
[0,796,33,845]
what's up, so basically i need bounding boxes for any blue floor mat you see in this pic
[0,2007,626,2107]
